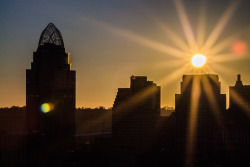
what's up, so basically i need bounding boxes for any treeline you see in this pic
[0,106,174,117]
[76,107,112,134]
[0,106,26,112]
[0,106,27,131]
[0,106,173,134]
[0,106,112,112]
[160,106,175,117]
[76,106,112,112]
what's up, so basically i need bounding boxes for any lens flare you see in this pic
[41,103,54,113]
[231,40,247,57]
[192,54,206,67]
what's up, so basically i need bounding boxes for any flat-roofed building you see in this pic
[112,76,160,155]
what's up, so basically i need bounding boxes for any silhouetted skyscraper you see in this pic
[26,23,75,159]
[226,74,250,161]
[229,74,250,112]
[112,76,160,155]
[175,74,226,164]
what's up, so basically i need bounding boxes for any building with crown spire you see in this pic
[223,75,250,165]
[229,74,250,111]
[26,23,75,162]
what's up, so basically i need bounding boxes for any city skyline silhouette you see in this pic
[1,1,250,167]
[1,0,250,108]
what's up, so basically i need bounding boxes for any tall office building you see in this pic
[26,23,75,155]
[229,74,250,112]
[112,76,160,155]
[175,74,226,164]
[225,75,250,161]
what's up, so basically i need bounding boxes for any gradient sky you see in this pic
[1,0,250,108]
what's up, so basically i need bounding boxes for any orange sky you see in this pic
[1,0,250,108]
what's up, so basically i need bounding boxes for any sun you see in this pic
[191,54,206,68]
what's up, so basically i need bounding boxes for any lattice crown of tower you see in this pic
[38,23,64,48]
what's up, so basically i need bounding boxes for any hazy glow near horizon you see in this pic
[191,54,206,68]
[0,0,249,108]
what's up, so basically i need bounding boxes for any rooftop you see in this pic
[38,23,64,48]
